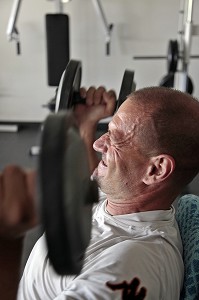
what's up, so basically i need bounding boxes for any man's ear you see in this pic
[143,155,175,185]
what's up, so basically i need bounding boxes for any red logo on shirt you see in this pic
[106,277,146,299]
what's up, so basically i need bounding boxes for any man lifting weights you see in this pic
[1,86,199,300]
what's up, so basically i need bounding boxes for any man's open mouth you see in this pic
[101,157,107,167]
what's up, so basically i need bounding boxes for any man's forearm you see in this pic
[79,123,100,174]
[74,87,116,174]
[0,238,23,300]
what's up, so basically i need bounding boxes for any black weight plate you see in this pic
[116,70,136,110]
[167,40,179,73]
[39,111,98,275]
[159,73,174,87]
[159,73,193,94]
[186,76,194,94]
[55,60,82,111]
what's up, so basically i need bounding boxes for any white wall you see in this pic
[0,0,199,122]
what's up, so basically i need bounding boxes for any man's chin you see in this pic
[91,168,104,186]
[91,168,98,181]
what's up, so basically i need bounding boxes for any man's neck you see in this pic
[106,190,177,216]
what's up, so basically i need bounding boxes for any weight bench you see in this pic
[176,194,199,300]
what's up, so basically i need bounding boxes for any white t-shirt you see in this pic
[17,192,184,300]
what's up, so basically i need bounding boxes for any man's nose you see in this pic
[93,133,109,153]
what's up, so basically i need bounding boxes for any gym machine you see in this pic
[134,0,199,94]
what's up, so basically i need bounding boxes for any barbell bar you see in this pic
[133,39,199,74]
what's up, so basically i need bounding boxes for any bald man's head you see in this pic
[127,87,199,186]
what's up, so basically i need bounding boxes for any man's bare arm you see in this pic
[74,86,116,173]
[0,166,37,300]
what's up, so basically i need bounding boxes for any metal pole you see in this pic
[55,0,64,13]
[183,0,194,69]
[6,0,22,41]
[92,0,113,55]
[6,0,22,54]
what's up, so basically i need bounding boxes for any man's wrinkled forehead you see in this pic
[117,99,146,122]
[109,108,141,136]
